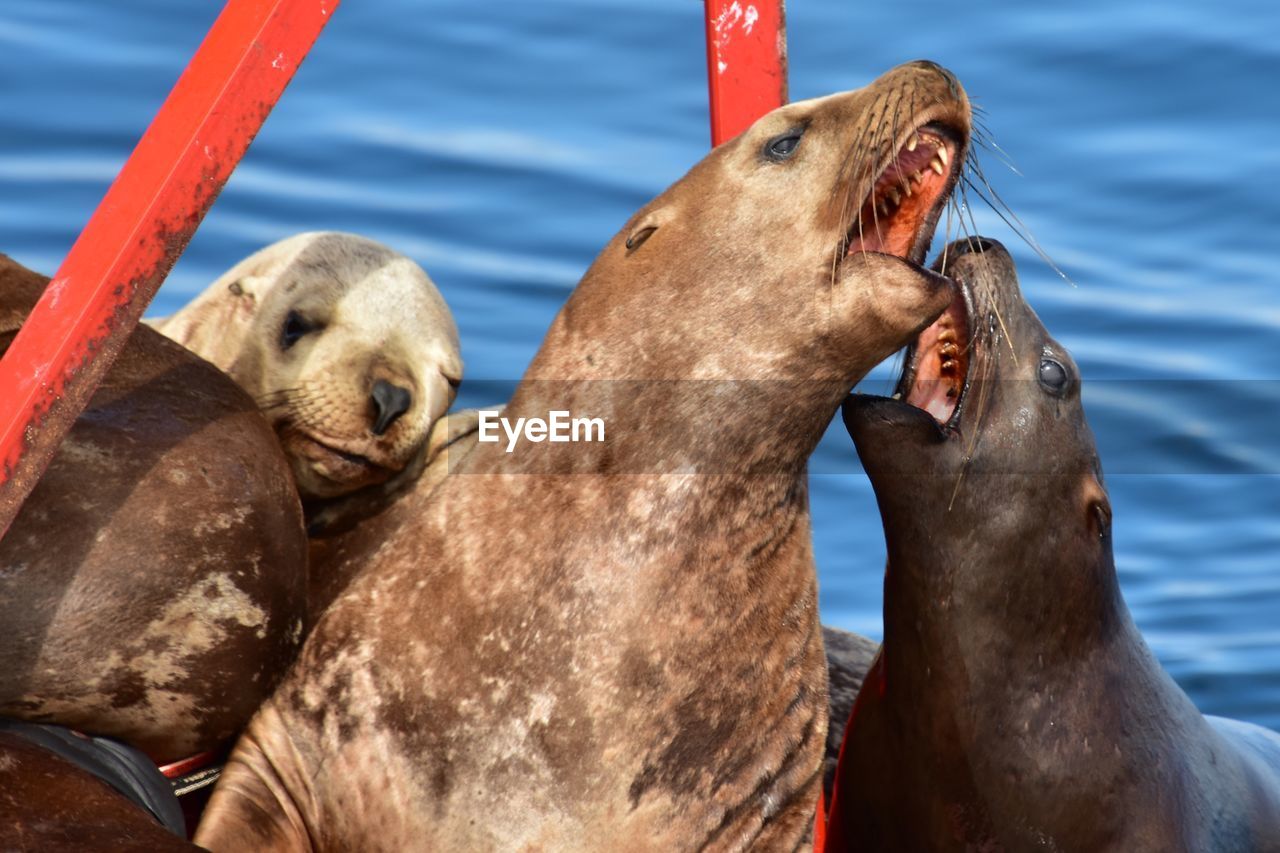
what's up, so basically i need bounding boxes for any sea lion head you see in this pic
[542,61,972,391]
[842,237,1111,579]
[160,232,462,499]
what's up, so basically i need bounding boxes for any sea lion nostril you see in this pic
[954,237,998,257]
[370,379,412,436]
[905,59,959,95]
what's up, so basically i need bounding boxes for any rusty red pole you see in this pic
[0,0,338,538]
[703,0,788,146]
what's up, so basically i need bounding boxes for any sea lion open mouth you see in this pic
[891,269,973,429]
[843,122,963,266]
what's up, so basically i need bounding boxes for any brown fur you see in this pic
[198,62,971,851]
[306,408,485,618]
[0,253,308,764]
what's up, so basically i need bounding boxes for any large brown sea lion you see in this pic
[152,232,463,533]
[0,254,308,766]
[197,61,972,851]
[827,238,1280,851]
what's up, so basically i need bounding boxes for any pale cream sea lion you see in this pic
[197,61,972,851]
[153,232,463,530]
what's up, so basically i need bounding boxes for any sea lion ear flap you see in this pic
[624,208,672,253]
[224,274,264,321]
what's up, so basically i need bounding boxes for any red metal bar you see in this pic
[0,0,338,538]
[704,0,788,146]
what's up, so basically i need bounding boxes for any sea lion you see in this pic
[0,730,198,851]
[152,232,463,531]
[826,238,1280,851]
[196,59,971,852]
[0,253,308,766]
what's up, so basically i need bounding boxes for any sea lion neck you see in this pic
[881,521,1131,689]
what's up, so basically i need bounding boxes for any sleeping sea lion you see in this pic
[153,232,463,532]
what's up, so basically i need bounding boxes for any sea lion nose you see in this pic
[370,379,412,436]
[953,236,1001,257]
[904,59,960,96]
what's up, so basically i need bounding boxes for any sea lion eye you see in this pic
[764,129,804,161]
[1038,357,1070,396]
[281,310,319,350]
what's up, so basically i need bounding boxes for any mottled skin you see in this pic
[0,732,199,852]
[306,408,484,619]
[153,231,463,533]
[829,239,1280,852]
[198,62,971,852]
[0,254,308,764]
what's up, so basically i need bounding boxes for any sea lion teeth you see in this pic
[937,146,950,166]
[931,157,946,175]
[940,343,959,358]
[887,189,901,206]
[906,134,919,152]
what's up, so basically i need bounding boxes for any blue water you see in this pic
[2,1,1278,729]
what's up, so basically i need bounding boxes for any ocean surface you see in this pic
[2,0,1278,729]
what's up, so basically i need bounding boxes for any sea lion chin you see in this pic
[153,232,463,512]
[828,238,1280,852]
[196,60,971,852]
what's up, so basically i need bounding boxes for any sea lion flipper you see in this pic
[196,708,312,852]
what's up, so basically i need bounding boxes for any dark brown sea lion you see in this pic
[197,60,971,851]
[0,730,199,852]
[827,238,1280,852]
[0,254,308,766]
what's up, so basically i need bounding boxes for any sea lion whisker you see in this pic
[961,175,1073,286]
[946,345,997,512]
[990,300,1019,365]
[971,130,1023,177]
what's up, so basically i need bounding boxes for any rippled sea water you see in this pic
[2,0,1278,728]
